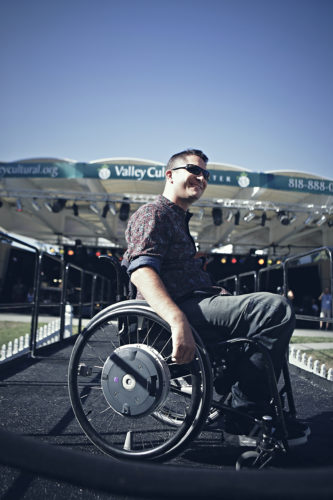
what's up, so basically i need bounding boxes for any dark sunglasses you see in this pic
[171,164,210,181]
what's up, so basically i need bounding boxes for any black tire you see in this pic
[68,302,212,461]
[236,451,261,470]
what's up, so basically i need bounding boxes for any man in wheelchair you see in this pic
[123,148,309,447]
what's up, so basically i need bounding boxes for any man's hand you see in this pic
[130,267,196,364]
[170,316,196,364]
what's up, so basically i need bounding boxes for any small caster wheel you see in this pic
[236,450,260,470]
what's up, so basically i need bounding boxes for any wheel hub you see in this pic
[101,344,170,417]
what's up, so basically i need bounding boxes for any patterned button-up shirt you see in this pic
[123,195,214,301]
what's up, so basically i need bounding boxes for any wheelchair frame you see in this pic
[68,256,298,469]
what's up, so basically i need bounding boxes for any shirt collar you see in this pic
[158,195,191,218]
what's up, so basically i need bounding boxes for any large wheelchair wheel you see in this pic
[68,301,212,461]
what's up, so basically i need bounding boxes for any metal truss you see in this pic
[1,188,332,215]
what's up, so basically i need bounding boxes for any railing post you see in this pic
[282,260,288,297]
[59,262,69,341]
[100,276,105,307]
[30,251,43,358]
[78,270,85,334]
[91,274,97,317]
[235,275,239,295]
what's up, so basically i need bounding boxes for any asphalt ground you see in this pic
[0,338,332,499]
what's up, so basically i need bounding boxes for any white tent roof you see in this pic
[0,157,332,256]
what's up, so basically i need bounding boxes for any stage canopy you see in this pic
[0,157,333,256]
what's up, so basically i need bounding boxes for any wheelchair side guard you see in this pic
[78,300,152,337]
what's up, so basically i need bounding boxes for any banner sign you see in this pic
[0,161,333,195]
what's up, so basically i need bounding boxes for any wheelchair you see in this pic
[68,257,299,470]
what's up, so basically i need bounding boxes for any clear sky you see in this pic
[1,0,332,178]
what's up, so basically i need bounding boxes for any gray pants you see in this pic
[180,292,295,414]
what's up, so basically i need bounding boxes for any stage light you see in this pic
[267,259,273,265]
[67,249,74,256]
[95,250,101,257]
[234,211,240,226]
[119,202,130,221]
[221,257,227,264]
[304,214,314,225]
[102,203,109,218]
[31,199,41,211]
[278,211,291,225]
[258,258,265,265]
[51,199,66,213]
[261,212,267,227]
[72,203,79,216]
[226,211,233,222]
[44,201,53,212]
[197,209,204,220]
[231,257,237,264]
[109,202,117,216]
[243,211,255,223]
[16,199,22,212]
[90,203,99,215]
[316,215,327,226]
[212,207,223,226]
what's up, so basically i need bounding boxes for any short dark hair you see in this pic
[167,149,209,170]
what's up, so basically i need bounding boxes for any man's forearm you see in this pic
[130,266,196,364]
[130,267,184,326]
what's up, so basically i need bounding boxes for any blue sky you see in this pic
[1,0,332,178]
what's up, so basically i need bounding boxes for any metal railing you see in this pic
[284,247,333,325]
[218,246,333,325]
[0,231,113,361]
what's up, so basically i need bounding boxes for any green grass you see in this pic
[0,321,81,346]
[290,336,333,343]
[0,321,48,345]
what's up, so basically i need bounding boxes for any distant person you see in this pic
[26,288,34,303]
[318,287,332,330]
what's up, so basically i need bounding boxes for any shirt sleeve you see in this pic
[127,255,161,275]
[125,203,172,272]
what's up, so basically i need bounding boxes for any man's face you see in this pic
[169,154,208,204]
